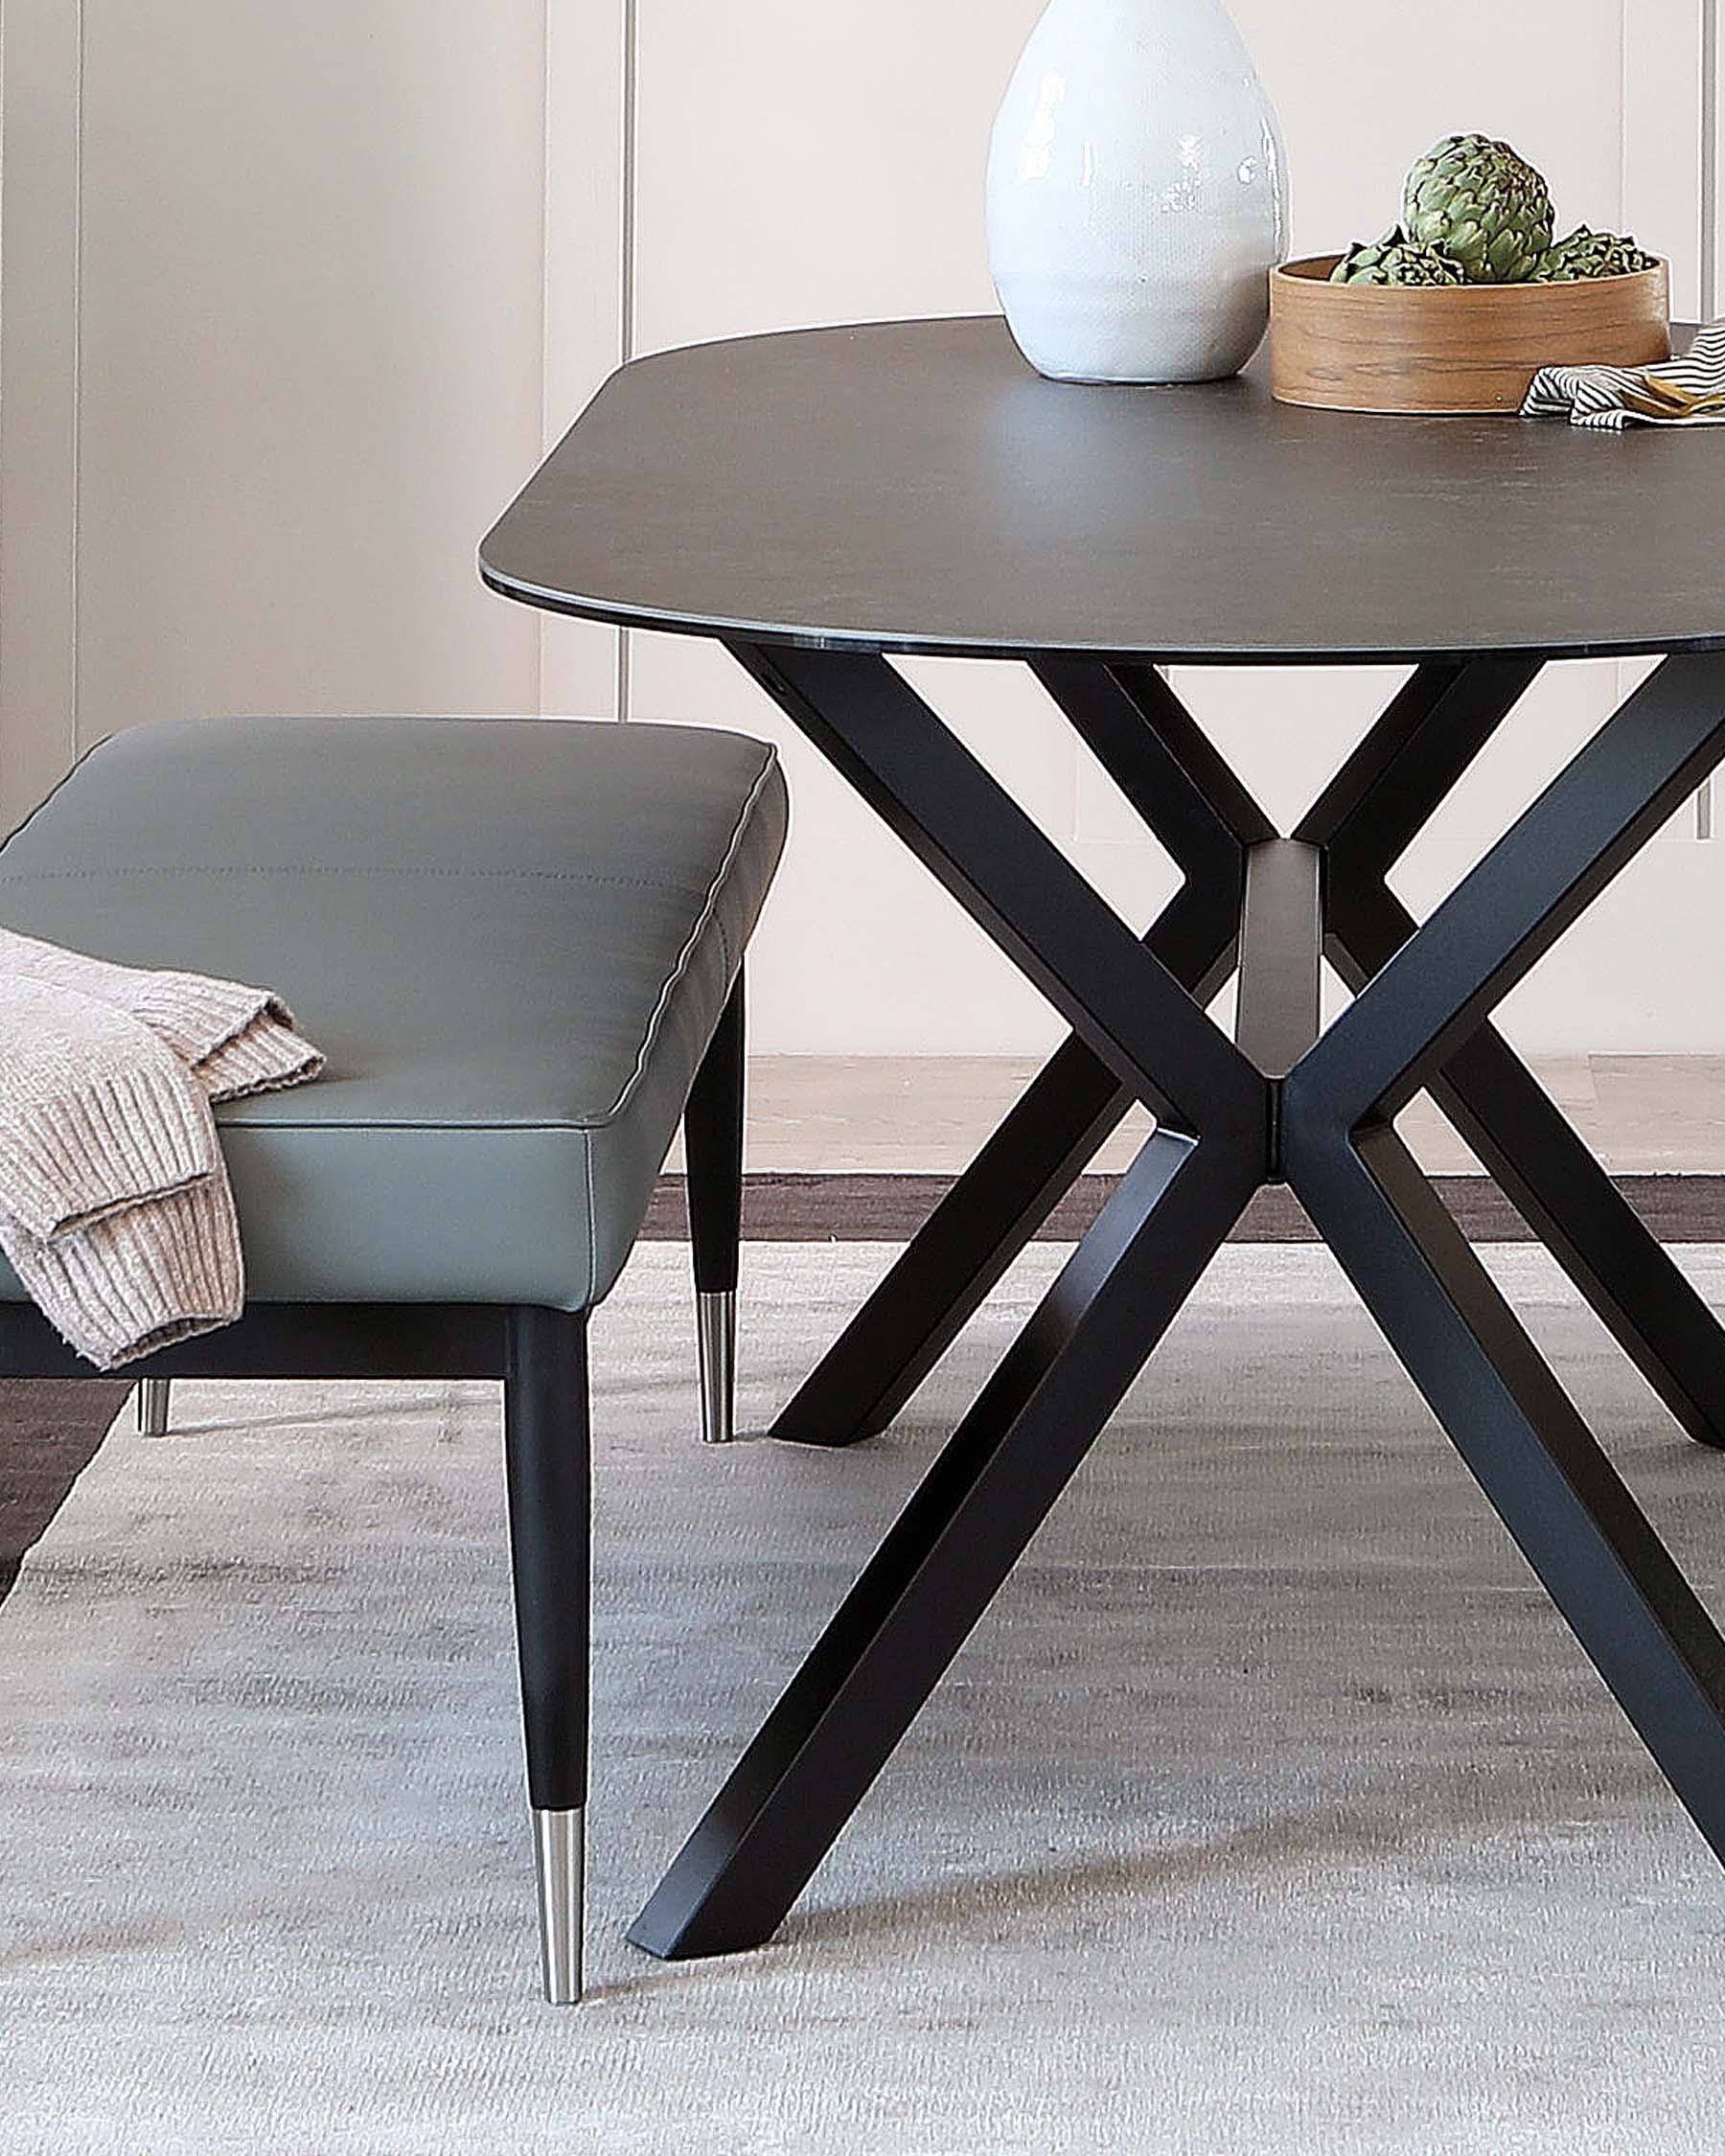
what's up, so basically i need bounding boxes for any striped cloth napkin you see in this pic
[1523,322,1725,429]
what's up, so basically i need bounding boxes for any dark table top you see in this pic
[481,314,1725,666]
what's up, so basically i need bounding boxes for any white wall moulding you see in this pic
[540,0,629,722]
[1623,0,1716,838]
[1624,0,1709,318]
[617,0,638,725]
[0,0,83,830]
[1711,0,1723,312]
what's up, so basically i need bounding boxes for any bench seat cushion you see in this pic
[0,717,786,1310]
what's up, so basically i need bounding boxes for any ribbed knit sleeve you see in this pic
[0,930,321,1365]
[0,979,218,1239]
[0,1177,243,1368]
[0,928,323,1101]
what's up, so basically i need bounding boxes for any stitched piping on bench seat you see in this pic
[0,732,782,1140]
[599,744,778,1125]
[0,867,736,894]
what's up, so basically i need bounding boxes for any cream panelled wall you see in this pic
[0,0,551,826]
[72,3,549,746]
[2,3,1720,1053]
[601,0,1725,1055]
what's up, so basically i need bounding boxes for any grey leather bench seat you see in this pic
[0,716,787,1312]
[0,710,788,2004]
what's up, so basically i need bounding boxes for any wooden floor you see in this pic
[728,1055,1725,1177]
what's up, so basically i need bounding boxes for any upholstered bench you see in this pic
[0,715,787,2002]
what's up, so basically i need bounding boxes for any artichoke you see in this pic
[1331,230,1467,287]
[1404,134,1554,284]
[1531,226,1660,282]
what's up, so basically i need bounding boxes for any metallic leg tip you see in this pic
[533,1807,585,2005]
[698,1289,738,1445]
[137,1378,172,1436]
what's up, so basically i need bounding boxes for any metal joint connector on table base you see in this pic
[1236,839,1324,1179]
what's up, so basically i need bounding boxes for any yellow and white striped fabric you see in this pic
[1523,322,1725,429]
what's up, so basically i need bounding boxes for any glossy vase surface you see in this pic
[987,0,1287,383]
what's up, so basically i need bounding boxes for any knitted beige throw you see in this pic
[0,930,323,1368]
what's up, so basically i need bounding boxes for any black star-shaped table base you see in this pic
[627,644,1725,1961]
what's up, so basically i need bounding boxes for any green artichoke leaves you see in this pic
[1331,231,1467,287]
[1531,227,1661,283]
[1336,136,1660,288]
[1403,133,1555,285]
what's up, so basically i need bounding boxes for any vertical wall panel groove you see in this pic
[539,0,628,721]
[1622,0,1714,839]
[69,0,82,760]
[0,0,83,826]
[617,0,638,723]
[1705,0,1720,316]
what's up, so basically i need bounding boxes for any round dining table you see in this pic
[482,315,1725,1969]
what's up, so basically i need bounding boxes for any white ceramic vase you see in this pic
[987,0,1287,384]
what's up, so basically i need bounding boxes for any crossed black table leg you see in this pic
[772,657,1725,1456]
[632,644,1725,1964]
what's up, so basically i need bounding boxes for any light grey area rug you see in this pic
[5,1244,1725,2155]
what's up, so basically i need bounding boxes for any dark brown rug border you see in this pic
[645,1172,1725,1245]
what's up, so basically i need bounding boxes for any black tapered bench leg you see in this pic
[504,1305,593,2004]
[685,971,746,1446]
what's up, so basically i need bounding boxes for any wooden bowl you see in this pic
[1270,254,1671,415]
